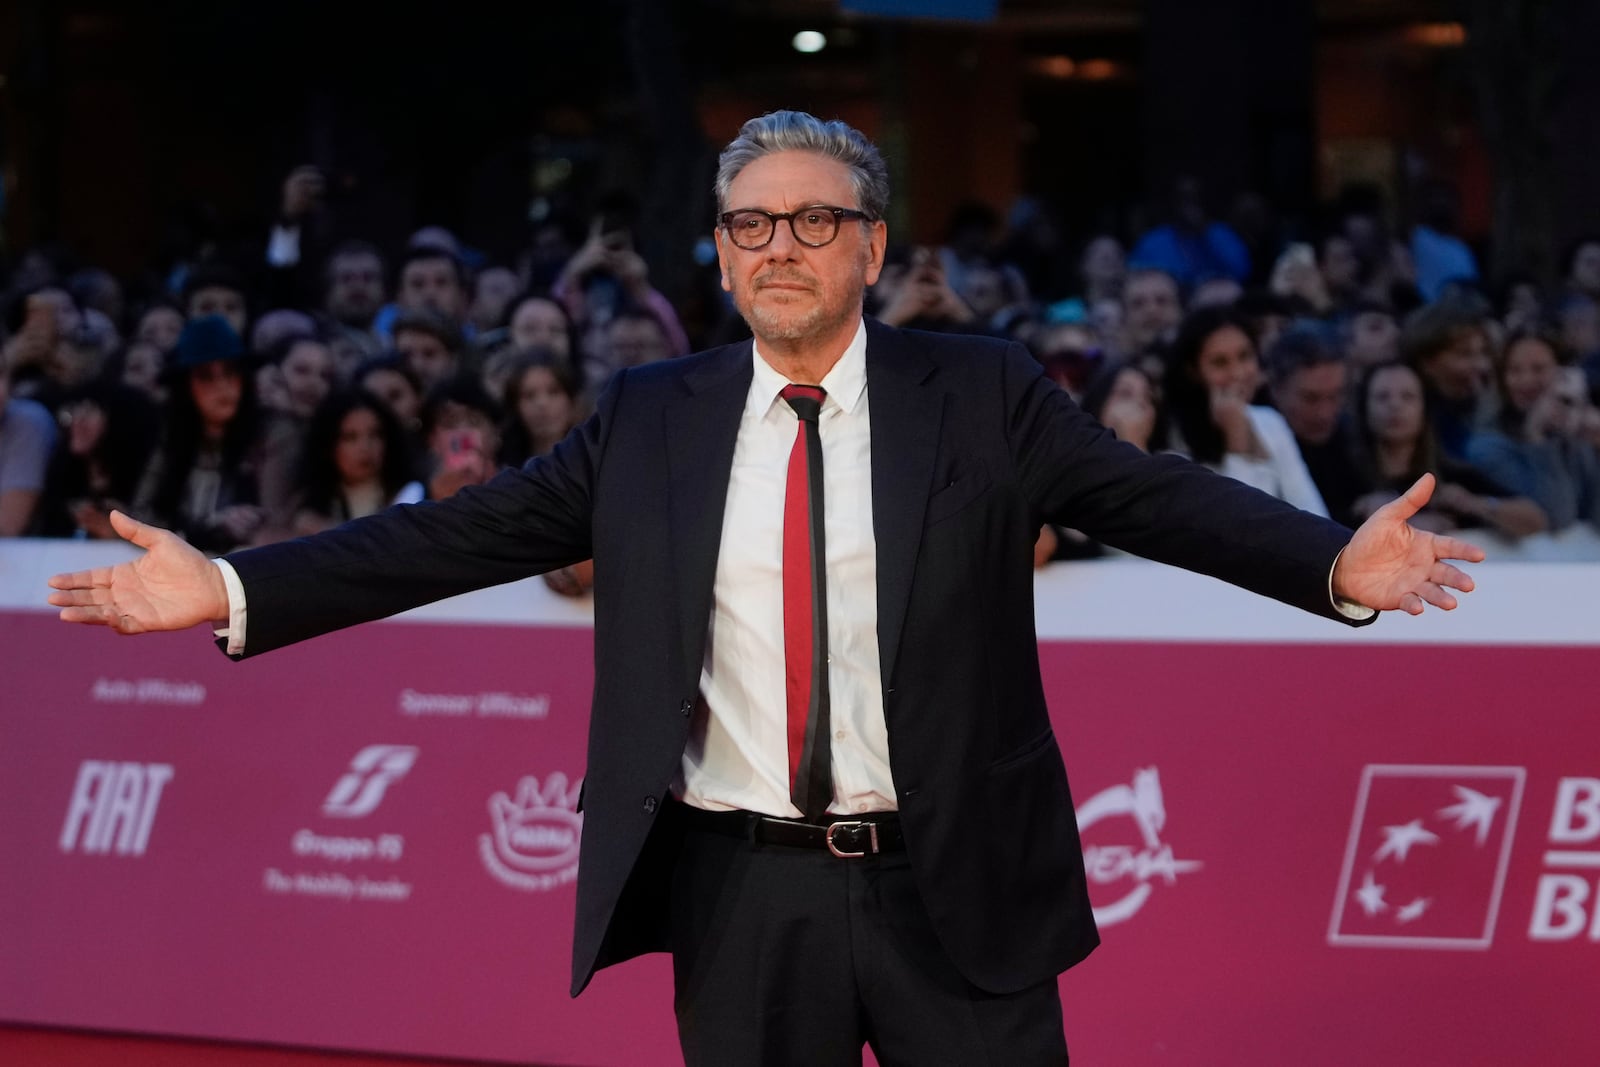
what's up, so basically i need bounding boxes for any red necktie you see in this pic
[781,384,832,821]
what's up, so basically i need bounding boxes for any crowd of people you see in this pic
[5,163,1600,584]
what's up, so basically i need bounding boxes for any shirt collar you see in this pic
[748,317,868,418]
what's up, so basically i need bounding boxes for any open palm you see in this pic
[47,511,229,633]
[1333,473,1486,614]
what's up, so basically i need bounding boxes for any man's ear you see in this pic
[863,220,889,288]
[714,230,733,293]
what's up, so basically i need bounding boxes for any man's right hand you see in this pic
[47,511,231,634]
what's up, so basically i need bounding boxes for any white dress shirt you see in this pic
[677,318,897,818]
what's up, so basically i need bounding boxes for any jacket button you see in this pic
[642,796,658,813]
[680,699,693,717]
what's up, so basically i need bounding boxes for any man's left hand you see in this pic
[1332,473,1486,615]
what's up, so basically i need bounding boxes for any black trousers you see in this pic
[668,814,1069,1067]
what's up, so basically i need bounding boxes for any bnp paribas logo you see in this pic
[1329,765,1525,950]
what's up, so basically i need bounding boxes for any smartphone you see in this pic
[443,428,485,471]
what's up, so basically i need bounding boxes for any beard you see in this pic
[735,269,864,346]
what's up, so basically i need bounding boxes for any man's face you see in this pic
[399,257,466,321]
[1347,311,1399,369]
[607,317,671,368]
[327,252,386,325]
[715,150,886,350]
[396,328,456,388]
[1570,243,1600,295]
[187,286,247,338]
[1274,361,1347,445]
[1123,273,1181,350]
[1421,327,1491,402]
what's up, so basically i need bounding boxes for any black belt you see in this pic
[680,804,905,857]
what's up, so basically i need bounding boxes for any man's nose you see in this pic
[765,220,801,260]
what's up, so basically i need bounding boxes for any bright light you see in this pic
[792,30,827,54]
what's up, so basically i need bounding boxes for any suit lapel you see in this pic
[665,342,753,684]
[864,319,940,689]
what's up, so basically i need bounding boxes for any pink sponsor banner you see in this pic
[4,549,1599,1065]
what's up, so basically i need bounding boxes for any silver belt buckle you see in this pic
[825,820,878,858]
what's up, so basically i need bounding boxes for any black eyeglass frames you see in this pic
[718,206,875,250]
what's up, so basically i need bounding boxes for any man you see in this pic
[392,309,466,391]
[1399,296,1493,460]
[50,112,1482,1066]
[1268,326,1363,527]
[321,240,389,372]
[1120,266,1183,357]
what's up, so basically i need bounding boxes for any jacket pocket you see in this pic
[987,727,1056,775]
[924,461,992,527]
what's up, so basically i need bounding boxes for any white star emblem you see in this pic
[1373,819,1440,863]
[1438,785,1502,847]
[1395,897,1432,924]
[1354,870,1387,917]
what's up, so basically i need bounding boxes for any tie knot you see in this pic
[782,384,826,423]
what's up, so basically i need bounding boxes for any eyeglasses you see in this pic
[719,206,875,251]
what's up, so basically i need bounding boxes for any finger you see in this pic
[1429,533,1486,564]
[108,509,161,549]
[1415,581,1458,611]
[47,564,114,591]
[1398,592,1425,616]
[1388,473,1436,521]
[57,603,137,629]
[47,587,111,608]
[1430,561,1475,593]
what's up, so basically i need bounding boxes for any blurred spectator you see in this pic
[498,351,581,467]
[393,310,466,391]
[108,340,168,404]
[1399,296,1494,459]
[552,214,690,367]
[505,293,580,365]
[1164,306,1326,514]
[938,201,1028,304]
[1032,321,1104,403]
[1130,176,1251,289]
[1121,267,1182,358]
[1319,232,1364,308]
[2,285,82,404]
[1078,234,1127,307]
[1269,243,1332,314]
[1267,326,1363,527]
[132,315,269,552]
[251,309,319,363]
[1082,361,1166,454]
[181,263,249,339]
[1350,361,1545,538]
[1410,179,1479,302]
[1466,328,1600,531]
[0,340,58,535]
[322,240,388,371]
[403,374,502,502]
[373,245,472,343]
[872,245,977,333]
[135,302,185,352]
[35,381,160,538]
[354,354,424,436]
[600,310,674,383]
[469,266,521,337]
[1338,299,1402,376]
[1561,236,1600,303]
[263,165,335,309]
[291,389,416,536]
[67,267,125,331]
[1496,272,1545,334]
[1189,276,1244,309]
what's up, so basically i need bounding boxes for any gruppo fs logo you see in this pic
[322,745,418,818]
[1329,764,1525,949]
[1076,766,1202,926]
[479,773,583,893]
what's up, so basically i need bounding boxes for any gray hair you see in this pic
[714,110,890,220]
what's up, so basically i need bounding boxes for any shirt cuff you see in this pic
[1328,547,1376,621]
[212,558,248,655]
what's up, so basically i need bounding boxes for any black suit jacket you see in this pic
[224,319,1364,996]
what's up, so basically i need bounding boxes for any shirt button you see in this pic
[835,730,847,741]
[855,802,870,814]
[642,796,658,813]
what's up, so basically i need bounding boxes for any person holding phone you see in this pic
[395,374,502,503]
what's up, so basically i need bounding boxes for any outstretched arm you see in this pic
[1332,473,1486,614]
[48,510,230,633]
